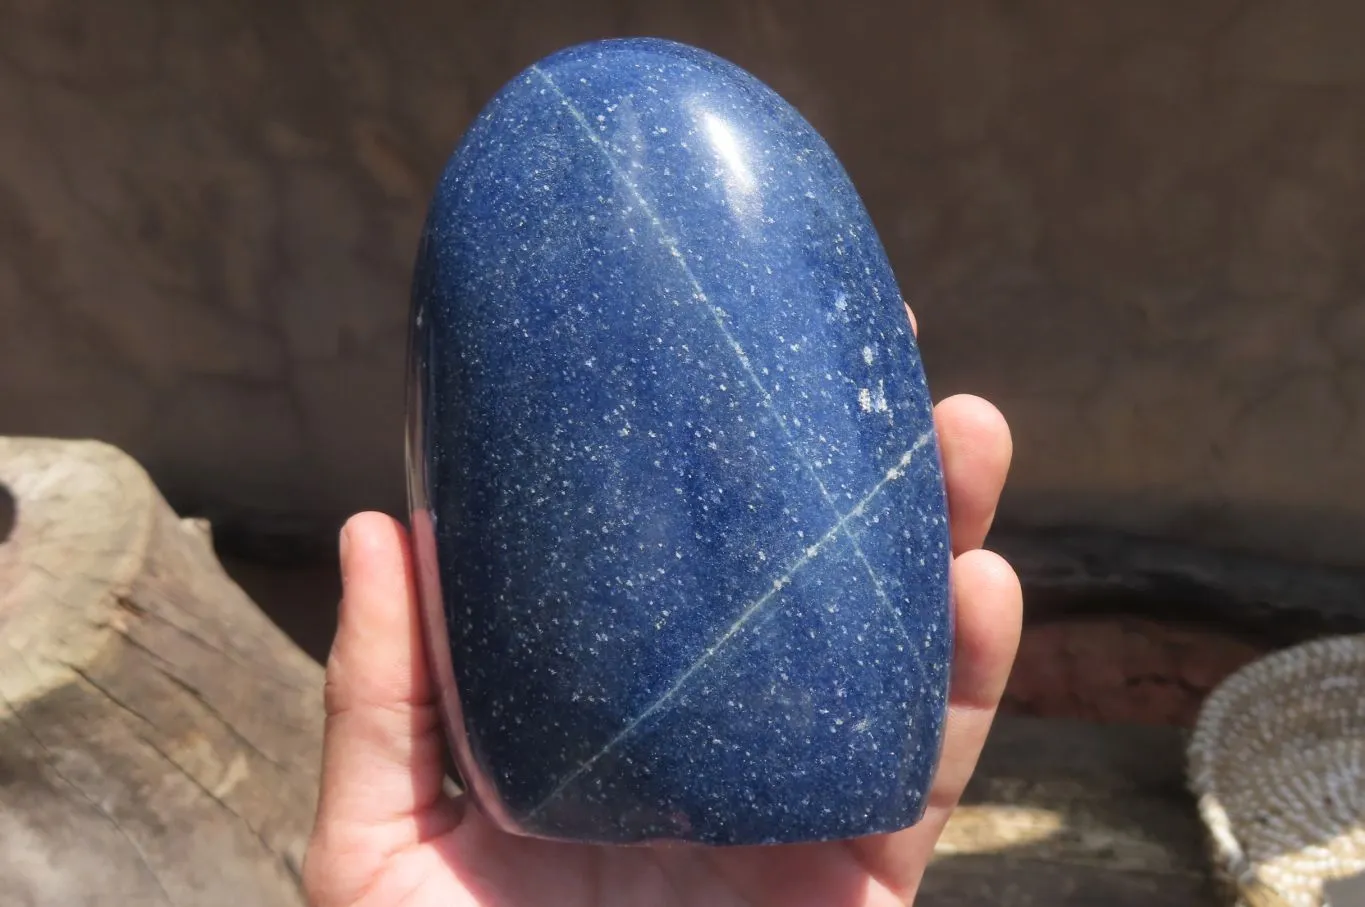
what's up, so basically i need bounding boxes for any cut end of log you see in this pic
[0,436,325,906]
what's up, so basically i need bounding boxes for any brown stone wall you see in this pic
[3,0,1363,569]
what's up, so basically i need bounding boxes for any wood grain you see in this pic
[0,437,323,906]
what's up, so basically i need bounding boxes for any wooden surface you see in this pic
[924,714,1217,905]
[0,437,325,906]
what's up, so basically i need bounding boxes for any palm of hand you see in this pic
[321,800,956,906]
[304,394,1019,907]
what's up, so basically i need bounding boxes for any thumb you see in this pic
[305,513,458,898]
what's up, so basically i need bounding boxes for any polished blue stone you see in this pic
[407,37,952,846]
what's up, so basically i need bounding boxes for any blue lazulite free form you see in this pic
[407,38,952,845]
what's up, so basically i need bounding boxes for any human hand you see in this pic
[303,345,1020,907]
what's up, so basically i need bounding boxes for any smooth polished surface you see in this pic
[408,37,951,845]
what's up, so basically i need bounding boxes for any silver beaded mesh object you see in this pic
[1188,634,1365,907]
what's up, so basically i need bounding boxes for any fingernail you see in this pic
[338,522,352,566]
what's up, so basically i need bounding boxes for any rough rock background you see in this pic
[3,0,1363,572]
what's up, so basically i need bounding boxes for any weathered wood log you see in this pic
[0,437,324,906]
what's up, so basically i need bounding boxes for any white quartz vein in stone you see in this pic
[524,432,932,819]
[530,64,919,653]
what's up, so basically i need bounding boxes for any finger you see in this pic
[935,394,1012,554]
[313,512,453,838]
[845,548,1022,899]
[940,548,1023,750]
[921,549,1024,841]
[904,299,918,337]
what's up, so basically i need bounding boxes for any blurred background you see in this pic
[4,1,1365,902]
[6,0,1364,698]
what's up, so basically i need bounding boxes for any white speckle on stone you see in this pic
[858,387,873,412]
[862,345,875,365]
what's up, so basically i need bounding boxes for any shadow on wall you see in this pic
[220,551,341,664]
[2,0,1364,573]
[221,509,1365,683]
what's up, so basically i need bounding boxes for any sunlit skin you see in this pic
[303,307,1021,907]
